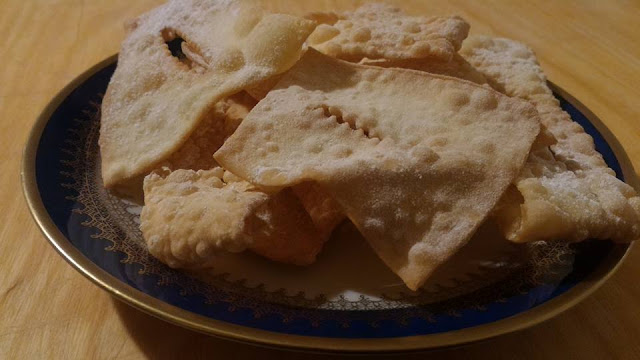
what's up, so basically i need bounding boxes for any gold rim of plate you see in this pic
[21,55,637,353]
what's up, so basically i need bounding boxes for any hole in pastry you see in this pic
[161,28,207,71]
[166,37,187,61]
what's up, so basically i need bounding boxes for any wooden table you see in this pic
[2,1,639,358]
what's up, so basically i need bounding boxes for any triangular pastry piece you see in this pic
[216,49,540,289]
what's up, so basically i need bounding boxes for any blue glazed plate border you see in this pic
[21,55,636,353]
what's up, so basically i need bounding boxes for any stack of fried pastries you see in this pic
[99,0,640,290]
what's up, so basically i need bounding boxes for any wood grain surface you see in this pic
[2,0,640,358]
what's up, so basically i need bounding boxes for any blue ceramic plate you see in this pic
[22,56,636,353]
